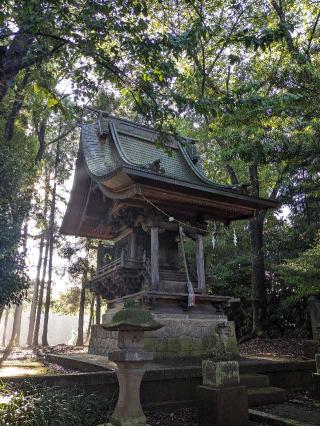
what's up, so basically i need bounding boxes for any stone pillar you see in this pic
[96,296,101,325]
[150,226,159,289]
[104,306,163,426]
[196,234,206,291]
[197,360,248,426]
[108,349,150,426]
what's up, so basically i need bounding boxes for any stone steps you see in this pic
[159,280,199,293]
[240,373,270,388]
[160,274,189,282]
[240,373,288,407]
[247,386,288,407]
[159,269,197,282]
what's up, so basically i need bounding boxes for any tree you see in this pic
[278,232,320,299]
[32,175,51,347]
[41,131,61,346]
[59,240,96,346]
[2,308,10,347]
[27,235,45,346]
[0,97,36,309]
[0,0,164,308]
[8,303,22,348]
[108,0,320,334]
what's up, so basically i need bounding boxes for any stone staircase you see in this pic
[240,373,288,407]
[159,268,199,293]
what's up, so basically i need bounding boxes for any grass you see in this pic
[0,382,113,425]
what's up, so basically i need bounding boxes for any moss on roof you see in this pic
[81,115,231,190]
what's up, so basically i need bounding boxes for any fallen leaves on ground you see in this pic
[239,337,305,360]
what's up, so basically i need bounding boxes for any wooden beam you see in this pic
[137,185,254,216]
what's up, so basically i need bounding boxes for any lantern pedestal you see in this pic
[104,306,163,426]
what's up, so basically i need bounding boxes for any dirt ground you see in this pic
[239,337,306,360]
[146,407,268,426]
[256,391,320,425]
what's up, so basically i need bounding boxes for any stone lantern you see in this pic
[104,305,163,426]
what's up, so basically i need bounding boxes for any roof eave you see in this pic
[122,167,279,210]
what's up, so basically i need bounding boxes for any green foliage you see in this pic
[2,0,320,337]
[0,110,38,308]
[52,286,92,316]
[0,382,112,425]
[278,232,320,299]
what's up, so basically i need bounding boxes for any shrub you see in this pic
[0,382,112,425]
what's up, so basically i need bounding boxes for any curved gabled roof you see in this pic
[61,114,279,238]
[81,115,240,193]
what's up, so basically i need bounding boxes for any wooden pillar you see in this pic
[150,226,159,289]
[196,234,206,291]
[130,232,136,259]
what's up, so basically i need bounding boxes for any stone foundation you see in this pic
[89,311,239,360]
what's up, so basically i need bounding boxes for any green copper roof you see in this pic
[81,115,235,191]
[61,114,279,238]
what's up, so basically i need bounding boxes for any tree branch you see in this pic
[306,9,320,56]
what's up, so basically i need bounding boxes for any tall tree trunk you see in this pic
[249,212,266,335]
[2,308,9,347]
[9,217,29,348]
[8,303,23,348]
[33,229,50,347]
[42,135,61,347]
[27,233,45,346]
[76,280,86,346]
[32,170,50,347]
[86,295,95,343]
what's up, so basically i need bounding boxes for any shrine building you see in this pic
[61,113,277,359]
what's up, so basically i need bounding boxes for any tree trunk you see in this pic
[32,169,50,347]
[2,308,9,347]
[249,212,266,335]
[42,136,61,347]
[0,32,33,103]
[33,229,50,347]
[8,303,23,348]
[9,217,29,348]
[76,281,86,346]
[27,233,45,346]
[86,295,95,343]
[41,212,55,346]
[4,70,29,142]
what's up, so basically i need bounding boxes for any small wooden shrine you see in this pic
[61,113,277,359]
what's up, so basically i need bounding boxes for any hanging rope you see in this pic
[179,225,195,307]
[138,192,208,233]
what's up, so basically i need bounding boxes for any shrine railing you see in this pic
[93,254,144,281]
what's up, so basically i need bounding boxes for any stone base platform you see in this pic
[89,310,239,360]
[44,354,314,408]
